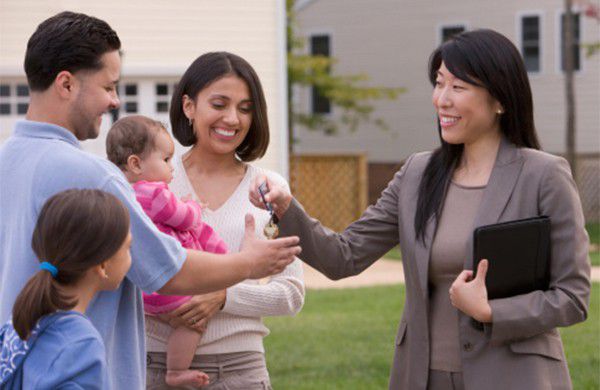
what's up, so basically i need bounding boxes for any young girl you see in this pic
[0,189,132,389]
[107,115,228,388]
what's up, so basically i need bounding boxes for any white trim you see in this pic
[554,7,584,75]
[516,10,545,76]
[277,0,289,179]
[0,66,24,77]
[436,23,469,45]
[121,65,187,77]
[0,65,186,78]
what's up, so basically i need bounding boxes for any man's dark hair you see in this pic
[24,11,121,91]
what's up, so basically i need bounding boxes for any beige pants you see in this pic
[146,351,272,390]
[427,370,465,390]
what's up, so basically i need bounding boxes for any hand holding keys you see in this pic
[258,181,279,239]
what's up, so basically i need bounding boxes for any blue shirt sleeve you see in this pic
[100,172,187,293]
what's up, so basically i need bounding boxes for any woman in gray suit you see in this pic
[251,29,590,389]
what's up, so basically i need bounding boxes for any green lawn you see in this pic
[265,284,599,389]
[385,222,600,266]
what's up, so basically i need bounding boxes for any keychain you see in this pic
[258,182,279,239]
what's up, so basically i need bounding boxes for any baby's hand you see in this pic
[182,194,208,208]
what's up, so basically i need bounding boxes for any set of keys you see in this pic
[258,182,279,239]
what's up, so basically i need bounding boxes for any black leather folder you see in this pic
[473,216,551,300]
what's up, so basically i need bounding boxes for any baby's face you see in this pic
[139,130,175,183]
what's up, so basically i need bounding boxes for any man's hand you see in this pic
[240,213,301,279]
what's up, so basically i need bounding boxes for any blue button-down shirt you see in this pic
[0,120,187,389]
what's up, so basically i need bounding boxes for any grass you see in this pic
[264,284,599,389]
[384,222,600,266]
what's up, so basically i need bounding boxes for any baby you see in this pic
[107,115,227,388]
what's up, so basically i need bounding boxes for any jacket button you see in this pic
[463,342,473,352]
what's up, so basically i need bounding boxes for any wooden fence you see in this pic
[289,154,368,232]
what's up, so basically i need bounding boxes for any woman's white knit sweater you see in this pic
[145,157,305,355]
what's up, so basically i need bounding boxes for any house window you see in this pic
[17,103,28,115]
[310,34,331,115]
[155,82,176,113]
[561,13,581,71]
[0,83,30,116]
[441,26,465,43]
[0,104,10,115]
[16,84,29,97]
[521,16,541,72]
[118,83,139,115]
[0,84,10,116]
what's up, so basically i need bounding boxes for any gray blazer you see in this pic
[279,138,590,390]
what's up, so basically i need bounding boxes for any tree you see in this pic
[286,0,405,155]
[564,0,577,180]
[564,0,599,182]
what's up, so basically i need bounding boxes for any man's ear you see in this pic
[54,71,77,99]
[126,154,143,174]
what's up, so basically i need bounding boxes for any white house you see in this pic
[0,0,289,176]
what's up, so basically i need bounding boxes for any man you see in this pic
[0,11,300,389]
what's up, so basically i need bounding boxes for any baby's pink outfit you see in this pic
[133,181,228,314]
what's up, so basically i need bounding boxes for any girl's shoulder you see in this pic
[38,311,102,347]
[0,311,103,387]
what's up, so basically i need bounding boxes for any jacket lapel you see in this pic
[415,216,436,300]
[414,174,451,300]
[464,138,524,269]
[413,138,524,297]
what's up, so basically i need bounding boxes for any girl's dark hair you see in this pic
[25,11,121,92]
[415,29,541,242]
[12,189,130,339]
[170,52,269,161]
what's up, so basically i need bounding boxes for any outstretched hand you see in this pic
[240,213,301,279]
[449,259,492,323]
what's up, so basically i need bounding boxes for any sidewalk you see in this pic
[303,259,600,289]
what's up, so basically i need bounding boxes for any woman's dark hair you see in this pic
[415,29,541,242]
[12,189,130,339]
[24,11,121,91]
[170,52,269,161]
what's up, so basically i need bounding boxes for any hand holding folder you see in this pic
[473,216,551,300]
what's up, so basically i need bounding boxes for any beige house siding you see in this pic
[0,0,288,176]
[294,0,600,163]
